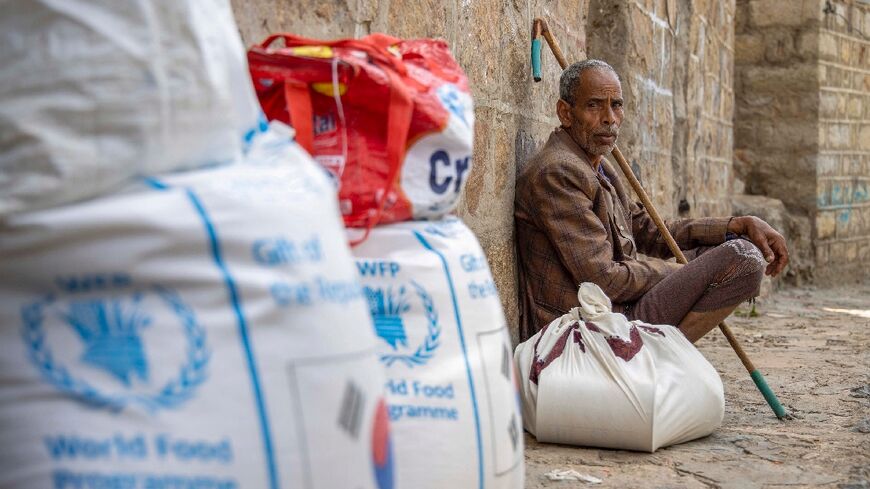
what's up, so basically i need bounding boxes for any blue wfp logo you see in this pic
[358,262,440,368]
[62,296,151,386]
[364,285,411,350]
[21,275,209,413]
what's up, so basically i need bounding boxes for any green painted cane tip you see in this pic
[750,369,789,419]
[531,39,542,82]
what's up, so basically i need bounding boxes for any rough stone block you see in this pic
[740,63,818,94]
[653,0,668,21]
[736,33,765,64]
[830,241,846,263]
[749,0,819,27]
[846,94,863,119]
[837,91,850,118]
[839,37,852,64]
[861,125,870,150]
[382,0,449,39]
[796,30,818,60]
[817,153,840,176]
[773,121,820,150]
[816,211,837,239]
[835,208,854,237]
[628,3,656,73]
[763,28,798,64]
[824,122,851,150]
[735,0,751,31]
[816,242,829,265]
[846,242,859,260]
[856,208,870,236]
[232,0,365,42]
[819,91,839,118]
[825,65,844,89]
[819,32,838,60]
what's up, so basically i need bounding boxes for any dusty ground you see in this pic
[524,279,870,489]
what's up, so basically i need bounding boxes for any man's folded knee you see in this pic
[723,239,766,271]
[710,239,766,289]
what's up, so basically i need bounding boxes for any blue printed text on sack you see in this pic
[252,236,322,267]
[44,433,233,464]
[270,277,362,307]
[388,404,459,422]
[52,470,238,489]
[429,150,470,195]
[356,261,400,278]
[55,273,133,293]
[386,378,455,399]
[468,279,498,300]
[459,254,487,273]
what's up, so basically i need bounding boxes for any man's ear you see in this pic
[556,99,573,128]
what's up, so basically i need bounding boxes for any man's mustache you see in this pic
[594,126,619,137]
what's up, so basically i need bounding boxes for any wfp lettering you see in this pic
[357,261,401,278]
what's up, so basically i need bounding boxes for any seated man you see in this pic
[515,59,789,343]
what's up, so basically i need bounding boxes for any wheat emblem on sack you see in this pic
[21,284,210,413]
[364,281,440,368]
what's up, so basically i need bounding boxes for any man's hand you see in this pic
[728,216,789,276]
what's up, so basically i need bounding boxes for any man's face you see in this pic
[557,68,624,159]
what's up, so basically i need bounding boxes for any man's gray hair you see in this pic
[559,59,619,105]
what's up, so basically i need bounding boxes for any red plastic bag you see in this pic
[247,33,474,235]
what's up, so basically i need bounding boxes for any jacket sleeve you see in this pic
[630,201,730,259]
[531,166,682,304]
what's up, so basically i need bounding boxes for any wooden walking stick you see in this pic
[531,18,790,420]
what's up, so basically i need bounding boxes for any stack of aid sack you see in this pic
[0,2,392,488]
[250,33,524,489]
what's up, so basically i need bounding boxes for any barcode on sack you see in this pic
[338,380,365,439]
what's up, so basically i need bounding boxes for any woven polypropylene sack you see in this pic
[249,34,474,229]
[0,125,393,489]
[0,0,262,217]
[515,283,724,452]
[349,218,524,489]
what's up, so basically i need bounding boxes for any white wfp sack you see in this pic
[351,218,524,489]
[0,125,394,489]
[0,0,262,217]
[515,283,724,452]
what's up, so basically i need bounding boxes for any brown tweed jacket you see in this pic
[515,129,730,341]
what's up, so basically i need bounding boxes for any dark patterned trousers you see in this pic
[625,238,766,326]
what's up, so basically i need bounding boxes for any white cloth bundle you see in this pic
[515,283,724,452]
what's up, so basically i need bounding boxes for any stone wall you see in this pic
[230,0,743,342]
[733,1,821,214]
[733,0,870,283]
[586,0,678,216]
[815,0,870,281]
[586,0,736,219]
[683,0,738,219]
[231,0,589,344]
[732,0,822,284]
